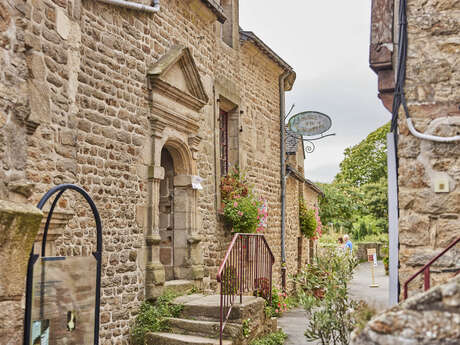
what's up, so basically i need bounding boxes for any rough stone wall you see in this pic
[0,1,46,343]
[0,0,33,202]
[396,0,460,295]
[351,275,460,345]
[2,0,305,343]
[239,42,285,287]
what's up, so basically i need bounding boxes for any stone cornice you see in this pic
[149,78,207,112]
[149,103,200,135]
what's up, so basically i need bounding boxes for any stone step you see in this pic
[173,294,265,321]
[167,317,242,339]
[164,280,195,295]
[145,332,233,345]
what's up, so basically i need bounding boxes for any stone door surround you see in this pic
[144,45,207,298]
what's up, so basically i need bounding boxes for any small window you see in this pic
[219,110,229,176]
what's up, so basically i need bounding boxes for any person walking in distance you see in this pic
[343,234,353,254]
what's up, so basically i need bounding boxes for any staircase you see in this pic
[145,294,266,345]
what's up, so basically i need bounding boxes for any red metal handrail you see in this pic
[403,236,460,299]
[216,233,275,345]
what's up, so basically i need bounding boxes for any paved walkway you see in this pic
[277,308,319,345]
[349,261,389,312]
[278,262,389,344]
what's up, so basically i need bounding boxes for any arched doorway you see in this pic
[157,143,203,282]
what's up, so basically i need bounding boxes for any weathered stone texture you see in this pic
[395,0,460,296]
[1,0,318,342]
[0,201,43,345]
[351,276,460,345]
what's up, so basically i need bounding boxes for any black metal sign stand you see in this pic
[23,184,103,345]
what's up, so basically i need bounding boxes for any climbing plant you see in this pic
[299,197,317,239]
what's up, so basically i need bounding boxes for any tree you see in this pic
[318,182,363,232]
[318,123,390,238]
[335,122,390,186]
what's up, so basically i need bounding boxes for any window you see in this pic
[219,109,229,176]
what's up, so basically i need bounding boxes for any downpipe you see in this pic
[95,0,160,13]
[279,70,290,292]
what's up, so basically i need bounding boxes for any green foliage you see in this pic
[221,167,262,233]
[317,182,363,231]
[221,167,249,200]
[335,122,390,187]
[242,318,251,339]
[360,177,388,231]
[383,256,389,275]
[299,198,317,238]
[223,196,260,233]
[249,331,288,345]
[265,288,289,318]
[294,249,359,345]
[130,293,183,345]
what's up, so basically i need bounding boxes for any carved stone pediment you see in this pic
[148,45,209,112]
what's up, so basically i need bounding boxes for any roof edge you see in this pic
[239,30,296,90]
[199,0,226,23]
[286,164,324,196]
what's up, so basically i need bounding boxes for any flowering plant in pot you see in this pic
[221,168,265,234]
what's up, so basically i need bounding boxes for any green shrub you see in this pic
[221,167,263,233]
[294,248,359,345]
[223,196,260,233]
[299,198,317,238]
[264,287,287,318]
[249,330,287,345]
[130,293,183,345]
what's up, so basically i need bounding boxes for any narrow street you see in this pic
[349,261,389,312]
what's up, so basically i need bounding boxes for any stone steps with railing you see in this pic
[144,294,267,345]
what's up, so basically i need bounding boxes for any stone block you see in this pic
[148,165,164,180]
[0,200,43,299]
[174,175,192,187]
[145,263,165,285]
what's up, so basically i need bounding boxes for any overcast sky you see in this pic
[239,1,390,183]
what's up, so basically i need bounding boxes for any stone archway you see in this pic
[157,140,203,283]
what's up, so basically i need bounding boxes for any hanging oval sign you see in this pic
[288,111,332,137]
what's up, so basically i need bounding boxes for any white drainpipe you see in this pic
[95,0,160,13]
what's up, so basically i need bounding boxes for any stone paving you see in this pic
[349,261,390,312]
[277,308,319,345]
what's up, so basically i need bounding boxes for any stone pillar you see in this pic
[0,200,43,345]
[145,166,166,299]
[173,175,203,282]
[144,119,167,299]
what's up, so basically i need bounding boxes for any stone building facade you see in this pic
[370,0,460,298]
[0,0,320,343]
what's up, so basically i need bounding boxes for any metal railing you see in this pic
[216,233,274,345]
[403,236,460,300]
